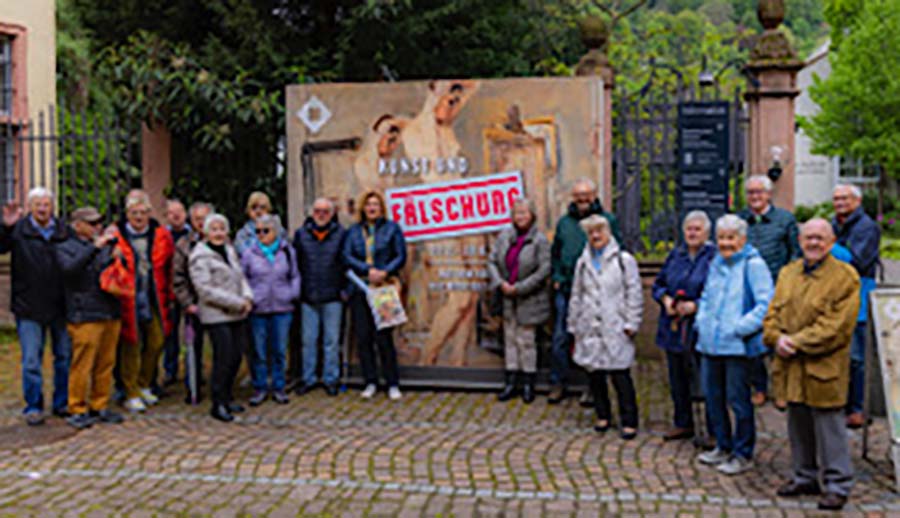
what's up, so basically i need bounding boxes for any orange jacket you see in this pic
[111,220,175,344]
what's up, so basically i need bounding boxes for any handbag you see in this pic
[347,270,408,330]
[100,254,135,298]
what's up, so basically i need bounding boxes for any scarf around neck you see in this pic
[258,238,281,264]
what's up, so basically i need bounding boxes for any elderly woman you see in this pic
[241,214,301,406]
[235,192,281,256]
[568,215,643,440]
[695,214,773,475]
[487,198,551,404]
[189,214,254,422]
[343,189,407,400]
[651,211,717,441]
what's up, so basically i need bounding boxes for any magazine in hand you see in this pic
[346,270,408,330]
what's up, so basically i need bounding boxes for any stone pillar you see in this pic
[744,0,803,210]
[575,16,615,211]
[141,121,172,218]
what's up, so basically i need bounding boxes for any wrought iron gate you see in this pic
[613,76,748,254]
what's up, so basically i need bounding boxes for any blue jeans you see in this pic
[16,317,71,414]
[550,291,573,387]
[249,313,292,392]
[301,301,343,386]
[162,304,182,380]
[847,323,866,414]
[701,354,755,460]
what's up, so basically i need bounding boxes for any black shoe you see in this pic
[150,385,167,398]
[227,403,245,414]
[593,419,610,433]
[325,384,339,396]
[162,374,178,387]
[249,391,267,407]
[777,480,821,497]
[210,404,234,422]
[272,391,290,404]
[66,413,95,430]
[817,492,847,511]
[52,407,71,418]
[578,391,593,408]
[497,371,518,402]
[184,394,203,405]
[547,385,566,405]
[89,409,124,424]
[521,373,536,404]
[620,428,638,441]
[294,383,313,396]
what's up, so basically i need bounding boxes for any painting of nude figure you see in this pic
[286,77,605,376]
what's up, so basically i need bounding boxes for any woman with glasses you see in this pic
[235,192,281,256]
[241,214,300,406]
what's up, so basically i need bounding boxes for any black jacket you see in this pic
[293,217,347,304]
[0,216,68,323]
[56,234,121,323]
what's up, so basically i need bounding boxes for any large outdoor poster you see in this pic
[286,78,605,372]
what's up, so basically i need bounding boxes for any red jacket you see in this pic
[111,220,175,344]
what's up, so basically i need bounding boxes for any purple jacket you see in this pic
[240,239,301,315]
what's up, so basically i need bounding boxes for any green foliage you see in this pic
[802,0,900,181]
[793,201,834,222]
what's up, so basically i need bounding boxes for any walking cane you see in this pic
[185,319,198,405]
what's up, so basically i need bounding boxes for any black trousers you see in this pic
[350,293,399,387]
[207,319,248,406]
[184,314,206,389]
[589,368,639,428]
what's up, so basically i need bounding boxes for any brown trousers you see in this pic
[67,320,122,415]
[120,315,165,400]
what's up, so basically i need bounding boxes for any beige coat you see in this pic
[763,255,860,408]
[487,225,552,326]
[188,242,253,325]
[568,240,643,371]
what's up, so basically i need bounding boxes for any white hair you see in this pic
[579,214,611,234]
[189,201,214,215]
[26,187,54,206]
[256,213,284,234]
[833,184,862,199]
[683,210,711,233]
[715,214,748,238]
[311,197,335,212]
[745,175,773,193]
[203,213,230,235]
[125,190,152,211]
[572,177,597,192]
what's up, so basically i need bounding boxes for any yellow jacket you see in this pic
[763,254,860,408]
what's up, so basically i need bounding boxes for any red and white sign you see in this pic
[386,171,524,242]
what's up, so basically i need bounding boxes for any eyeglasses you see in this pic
[255,228,272,235]
[250,204,269,211]
[312,208,331,215]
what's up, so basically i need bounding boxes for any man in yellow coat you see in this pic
[763,218,860,511]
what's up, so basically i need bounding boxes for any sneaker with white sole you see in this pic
[717,456,753,475]
[388,386,402,400]
[698,447,730,466]
[124,397,147,413]
[139,388,159,406]
[361,384,377,399]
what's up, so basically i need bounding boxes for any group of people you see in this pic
[2,173,879,511]
[489,176,877,511]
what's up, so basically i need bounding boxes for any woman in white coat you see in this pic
[568,214,643,440]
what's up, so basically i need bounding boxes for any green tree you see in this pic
[803,0,900,179]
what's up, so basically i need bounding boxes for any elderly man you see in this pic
[293,198,346,396]
[172,201,212,403]
[161,199,191,386]
[763,218,860,511]
[548,178,621,403]
[738,175,800,407]
[831,184,880,428]
[110,190,175,413]
[57,207,124,429]
[0,188,71,425]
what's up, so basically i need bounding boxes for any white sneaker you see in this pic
[717,456,753,475]
[698,448,730,466]
[388,386,402,401]
[124,397,147,413]
[360,384,377,399]
[139,388,159,406]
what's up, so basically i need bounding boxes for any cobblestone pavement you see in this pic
[0,337,897,517]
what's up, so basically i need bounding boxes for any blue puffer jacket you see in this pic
[695,244,774,357]
[652,242,716,352]
[343,217,407,293]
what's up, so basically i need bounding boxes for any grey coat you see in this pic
[568,239,643,371]
[189,241,254,325]
[487,225,552,326]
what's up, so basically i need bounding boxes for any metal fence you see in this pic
[0,102,140,219]
[613,78,748,254]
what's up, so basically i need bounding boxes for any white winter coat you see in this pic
[568,239,643,371]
